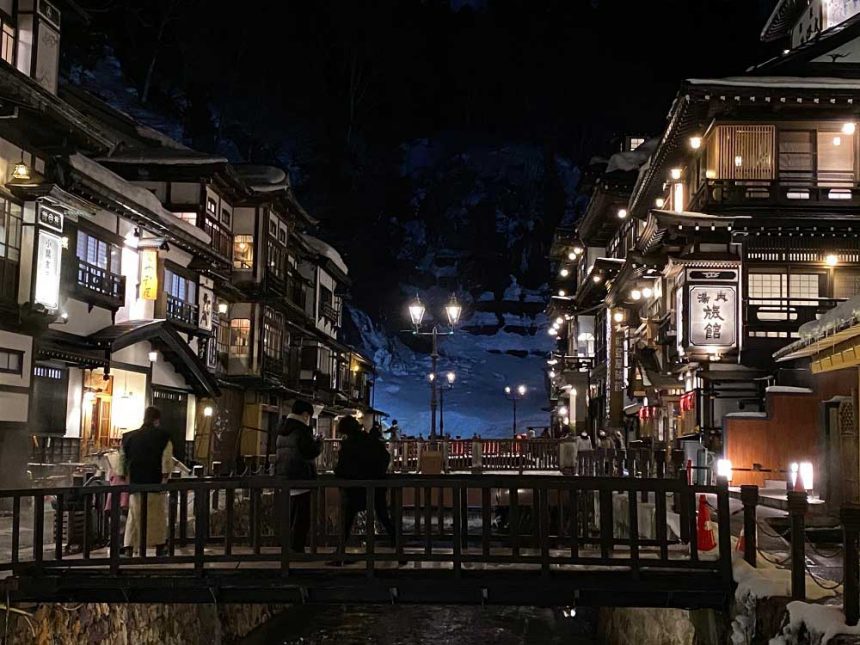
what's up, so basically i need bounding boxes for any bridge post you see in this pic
[841,504,860,626]
[787,490,808,600]
[471,438,483,473]
[740,485,758,567]
[677,468,690,544]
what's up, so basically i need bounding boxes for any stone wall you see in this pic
[598,607,728,645]
[4,602,287,645]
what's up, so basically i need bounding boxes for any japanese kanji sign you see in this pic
[688,285,737,348]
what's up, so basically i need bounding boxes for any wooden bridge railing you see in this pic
[0,473,732,593]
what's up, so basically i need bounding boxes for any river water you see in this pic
[242,605,599,644]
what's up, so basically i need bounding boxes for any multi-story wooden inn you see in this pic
[0,0,374,476]
[548,2,860,481]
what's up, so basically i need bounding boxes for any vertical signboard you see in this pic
[34,231,61,310]
[139,248,159,300]
[684,268,740,352]
[198,284,213,331]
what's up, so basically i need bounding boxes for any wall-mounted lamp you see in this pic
[148,350,158,363]
[203,406,214,418]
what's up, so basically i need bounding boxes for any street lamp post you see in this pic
[504,384,527,437]
[439,371,456,437]
[408,295,461,439]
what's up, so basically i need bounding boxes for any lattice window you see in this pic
[789,274,820,300]
[715,125,775,180]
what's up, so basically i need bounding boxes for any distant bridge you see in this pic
[0,473,733,608]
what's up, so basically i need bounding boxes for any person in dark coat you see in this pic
[118,406,173,555]
[275,400,320,552]
[334,415,395,551]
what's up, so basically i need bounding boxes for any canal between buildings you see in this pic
[241,604,599,644]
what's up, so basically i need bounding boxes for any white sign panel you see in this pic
[198,284,213,331]
[688,286,737,349]
[34,231,62,311]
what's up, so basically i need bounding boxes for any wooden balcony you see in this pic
[75,258,125,309]
[166,294,199,329]
[689,179,860,211]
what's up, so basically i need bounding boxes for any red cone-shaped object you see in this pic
[736,527,745,553]
[697,494,717,551]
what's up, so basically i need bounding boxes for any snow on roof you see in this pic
[134,125,191,151]
[99,148,228,166]
[798,295,860,340]
[765,385,813,395]
[302,234,348,276]
[234,165,290,194]
[68,153,209,245]
[605,138,659,174]
[724,411,767,419]
[687,76,860,91]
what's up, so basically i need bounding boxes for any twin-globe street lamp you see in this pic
[504,384,527,437]
[408,295,462,439]
[435,371,456,436]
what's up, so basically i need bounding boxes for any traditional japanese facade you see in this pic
[549,4,860,477]
[0,1,374,471]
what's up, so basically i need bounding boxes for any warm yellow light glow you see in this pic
[592,275,601,283]
[558,289,566,297]
[504,386,511,394]
[734,155,743,167]
[689,136,702,149]
[555,316,563,325]
[548,328,558,336]
[445,294,462,326]
[825,254,839,267]
[706,169,717,179]
[559,268,569,277]
[670,168,682,180]
[655,197,665,208]
[573,246,583,255]
[447,372,456,385]
[642,287,653,298]
[148,351,158,362]
[517,384,526,396]
[548,370,556,378]
[217,301,228,315]
[408,296,425,326]
[799,461,814,491]
[834,136,843,146]
[673,182,685,212]
[11,161,30,181]
[843,122,856,135]
[630,289,641,301]
[716,459,733,482]
[203,406,214,418]
[613,311,624,323]
[617,208,627,219]
[568,252,576,260]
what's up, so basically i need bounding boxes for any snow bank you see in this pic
[725,411,768,419]
[731,556,836,645]
[765,386,813,395]
[772,602,860,644]
[688,76,860,91]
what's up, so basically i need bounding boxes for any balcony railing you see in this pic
[166,294,199,328]
[690,178,860,210]
[746,297,844,336]
[75,258,125,306]
[262,354,285,377]
[320,301,339,324]
[203,220,232,259]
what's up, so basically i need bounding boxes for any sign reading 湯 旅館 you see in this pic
[681,267,739,351]
[139,248,159,300]
[688,286,737,348]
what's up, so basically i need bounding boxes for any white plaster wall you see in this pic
[0,392,28,422]
[0,331,32,388]
[49,298,113,336]
[111,369,148,432]
[65,367,82,438]
[152,356,188,390]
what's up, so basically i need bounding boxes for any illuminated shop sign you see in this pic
[688,286,737,348]
[34,231,62,310]
[139,248,159,300]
